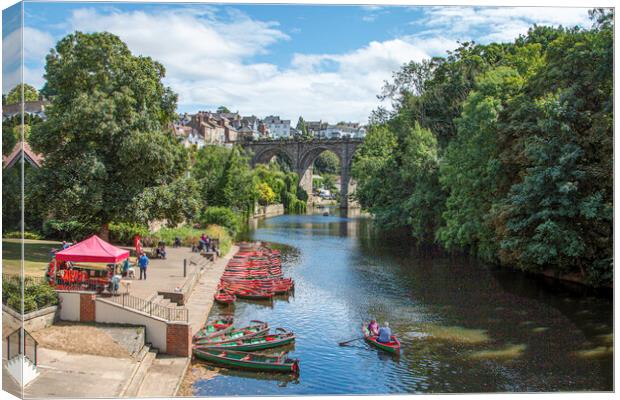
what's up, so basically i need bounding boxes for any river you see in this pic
[193,208,613,395]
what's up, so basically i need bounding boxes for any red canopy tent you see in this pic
[55,235,129,263]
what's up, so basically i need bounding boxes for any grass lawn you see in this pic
[2,239,61,277]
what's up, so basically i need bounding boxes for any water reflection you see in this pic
[194,209,613,395]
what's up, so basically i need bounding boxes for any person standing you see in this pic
[138,252,149,280]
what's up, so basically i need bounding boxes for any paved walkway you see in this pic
[185,245,238,335]
[121,246,201,299]
[136,355,189,397]
[23,348,137,398]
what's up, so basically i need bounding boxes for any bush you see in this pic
[3,231,43,240]
[145,225,232,256]
[2,275,58,313]
[200,207,240,234]
[109,222,149,245]
[42,219,98,242]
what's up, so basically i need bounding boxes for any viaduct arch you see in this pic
[241,138,363,208]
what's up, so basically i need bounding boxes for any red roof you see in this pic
[55,235,129,263]
[2,141,44,169]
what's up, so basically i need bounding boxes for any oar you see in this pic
[338,337,364,346]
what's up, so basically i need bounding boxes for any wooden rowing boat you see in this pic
[193,348,300,374]
[234,289,274,300]
[193,316,234,341]
[195,329,295,351]
[214,288,236,304]
[194,320,269,345]
[362,323,401,354]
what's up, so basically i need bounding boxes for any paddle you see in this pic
[338,337,364,346]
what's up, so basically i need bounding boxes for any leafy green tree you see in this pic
[212,145,257,213]
[217,106,231,113]
[499,94,610,279]
[193,145,232,205]
[29,32,186,238]
[438,66,526,260]
[256,182,276,205]
[2,124,17,156]
[5,83,39,104]
[296,116,308,137]
[314,151,340,174]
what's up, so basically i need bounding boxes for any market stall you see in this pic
[49,235,130,293]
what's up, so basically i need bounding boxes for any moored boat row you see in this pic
[192,316,300,375]
[214,244,294,304]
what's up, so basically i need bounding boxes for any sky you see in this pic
[3,2,595,123]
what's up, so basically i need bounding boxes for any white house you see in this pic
[263,115,291,139]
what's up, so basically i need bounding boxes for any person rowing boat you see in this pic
[377,321,391,344]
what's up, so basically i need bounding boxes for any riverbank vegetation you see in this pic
[352,10,613,286]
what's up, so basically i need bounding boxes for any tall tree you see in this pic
[29,32,186,238]
[296,116,309,137]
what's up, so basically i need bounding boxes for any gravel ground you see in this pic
[31,322,132,358]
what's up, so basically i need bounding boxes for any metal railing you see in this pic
[105,293,188,322]
[6,328,38,366]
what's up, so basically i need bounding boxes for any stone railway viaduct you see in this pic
[241,138,363,208]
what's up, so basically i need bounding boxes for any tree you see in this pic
[314,151,340,174]
[5,83,39,105]
[296,116,308,137]
[29,32,186,238]
[438,66,526,260]
[211,145,257,213]
[217,106,231,113]
[256,182,276,205]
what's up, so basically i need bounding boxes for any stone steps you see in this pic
[121,345,157,398]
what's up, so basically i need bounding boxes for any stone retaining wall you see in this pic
[2,304,59,333]
[253,204,284,219]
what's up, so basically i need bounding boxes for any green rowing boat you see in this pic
[362,323,401,354]
[193,348,300,375]
[195,328,295,351]
[194,320,269,345]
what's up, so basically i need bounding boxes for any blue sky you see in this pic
[4,2,594,122]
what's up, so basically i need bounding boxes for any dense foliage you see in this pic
[352,10,613,286]
[5,83,39,105]
[28,32,187,238]
[3,275,58,314]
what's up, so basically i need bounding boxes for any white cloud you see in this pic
[14,6,594,123]
[417,6,592,43]
[3,26,55,92]
[58,7,453,122]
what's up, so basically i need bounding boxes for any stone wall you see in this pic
[2,304,59,333]
[253,204,284,219]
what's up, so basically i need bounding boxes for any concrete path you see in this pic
[120,246,201,299]
[23,348,137,398]
[136,355,189,397]
[185,245,238,335]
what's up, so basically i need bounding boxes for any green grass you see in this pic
[2,239,61,277]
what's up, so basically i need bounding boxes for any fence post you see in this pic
[183,259,187,277]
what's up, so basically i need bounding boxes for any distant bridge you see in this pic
[240,138,363,208]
